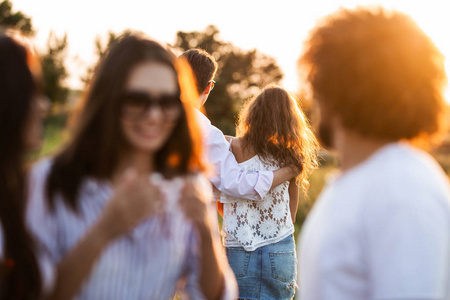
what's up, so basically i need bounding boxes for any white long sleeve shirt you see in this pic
[195,110,273,201]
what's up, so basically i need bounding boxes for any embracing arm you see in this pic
[202,117,296,200]
[274,167,298,190]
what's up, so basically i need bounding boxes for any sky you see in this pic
[10,0,450,100]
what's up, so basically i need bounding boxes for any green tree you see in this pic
[174,25,284,135]
[41,32,69,105]
[81,29,133,85]
[0,0,33,35]
[0,1,69,105]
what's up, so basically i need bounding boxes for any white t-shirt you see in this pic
[298,142,450,300]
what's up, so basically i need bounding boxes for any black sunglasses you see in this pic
[120,91,182,121]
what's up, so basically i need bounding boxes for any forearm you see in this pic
[206,126,272,200]
[196,223,225,300]
[48,220,112,300]
[289,198,299,224]
[272,166,297,189]
[288,179,299,224]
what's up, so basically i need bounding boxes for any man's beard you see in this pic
[317,118,334,150]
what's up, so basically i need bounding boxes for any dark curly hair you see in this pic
[299,7,448,143]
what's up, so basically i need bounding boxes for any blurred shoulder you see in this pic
[229,137,242,152]
[185,172,211,189]
[30,157,54,177]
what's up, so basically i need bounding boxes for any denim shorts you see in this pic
[225,235,297,300]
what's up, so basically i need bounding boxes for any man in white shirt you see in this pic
[180,49,296,201]
[297,7,450,300]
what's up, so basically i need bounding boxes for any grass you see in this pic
[31,113,67,161]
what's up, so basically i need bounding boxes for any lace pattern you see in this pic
[220,155,294,251]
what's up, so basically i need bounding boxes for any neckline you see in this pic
[237,155,258,165]
[331,141,405,184]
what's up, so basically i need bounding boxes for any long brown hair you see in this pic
[237,84,319,192]
[0,33,42,299]
[46,33,206,210]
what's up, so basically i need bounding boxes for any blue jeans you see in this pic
[226,235,297,300]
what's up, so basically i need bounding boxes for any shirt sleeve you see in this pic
[196,110,274,200]
[362,188,450,300]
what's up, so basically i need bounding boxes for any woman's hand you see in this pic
[48,170,161,300]
[99,169,163,241]
[179,176,212,229]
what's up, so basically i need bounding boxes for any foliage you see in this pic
[81,29,133,85]
[30,113,67,161]
[0,0,69,105]
[0,0,33,35]
[41,32,69,105]
[294,160,336,236]
[173,25,284,135]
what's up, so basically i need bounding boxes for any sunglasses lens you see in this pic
[123,93,148,114]
[122,92,181,121]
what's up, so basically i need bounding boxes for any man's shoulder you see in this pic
[194,109,211,126]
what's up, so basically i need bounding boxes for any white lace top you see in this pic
[220,154,294,251]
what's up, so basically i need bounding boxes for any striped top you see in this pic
[27,159,237,300]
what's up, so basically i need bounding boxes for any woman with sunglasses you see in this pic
[0,31,50,300]
[28,33,237,299]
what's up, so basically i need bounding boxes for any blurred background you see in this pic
[2,0,449,235]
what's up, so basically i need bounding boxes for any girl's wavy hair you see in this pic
[237,83,319,192]
[46,33,206,210]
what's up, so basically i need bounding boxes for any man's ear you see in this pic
[203,82,213,95]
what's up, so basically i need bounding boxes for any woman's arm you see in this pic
[288,178,299,224]
[47,215,114,300]
[273,166,298,189]
[181,176,236,300]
